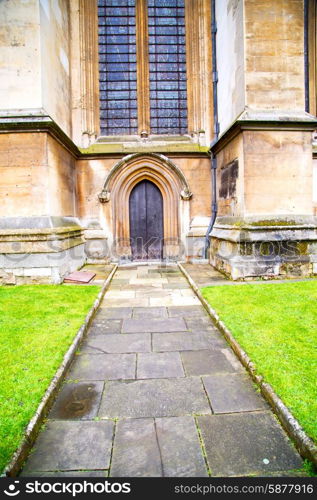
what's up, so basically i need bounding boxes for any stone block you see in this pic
[181,350,237,376]
[122,317,187,333]
[99,378,211,418]
[132,306,168,319]
[22,421,114,473]
[152,332,214,352]
[49,382,104,420]
[202,374,268,413]
[111,419,162,477]
[81,334,151,354]
[155,416,208,477]
[137,352,185,379]
[197,413,302,476]
[96,307,132,319]
[67,353,136,381]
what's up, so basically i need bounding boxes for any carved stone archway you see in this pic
[98,153,192,251]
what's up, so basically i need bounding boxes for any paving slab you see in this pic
[159,269,182,275]
[135,290,174,298]
[221,348,245,372]
[137,352,185,379]
[185,317,214,331]
[137,272,162,279]
[153,332,214,352]
[99,378,211,418]
[163,282,190,289]
[22,421,114,473]
[67,353,136,381]
[194,330,229,349]
[197,413,303,476]
[181,350,237,376]
[132,306,168,319]
[122,317,187,333]
[95,307,132,319]
[202,373,268,413]
[103,298,149,307]
[167,305,206,317]
[49,382,104,420]
[21,470,108,477]
[109,279,130,285]
[81,334,151,354]
[180,289,197,297]
[155,416,208,477]
[150,296,201,306]
[89,320,122,334]
[130,278,168,285]
[105,290,136,299]
[111,419,162,477]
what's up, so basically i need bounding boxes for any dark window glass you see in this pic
[148,0,187,134]
[98,0,137,135]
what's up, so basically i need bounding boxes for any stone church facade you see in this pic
[1,0,317,284]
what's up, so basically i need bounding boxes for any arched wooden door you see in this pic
[129,180,163,260]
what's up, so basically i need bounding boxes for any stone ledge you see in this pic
[211,109,317,154]
[178,261,317,469]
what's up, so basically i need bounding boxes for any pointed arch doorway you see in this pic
[129,180,163,260]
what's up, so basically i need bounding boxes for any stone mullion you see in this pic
[136,0,150,136]
[308,0,317,116]
[185,0,213,143]
[185,0,199,137]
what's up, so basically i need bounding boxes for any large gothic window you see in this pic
[98,0,188,136]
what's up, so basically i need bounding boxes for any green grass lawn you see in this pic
[201,281,317,445]
[0,284,100,473]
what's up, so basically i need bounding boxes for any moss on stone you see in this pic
[79,142,210,155]
[248,219,299,227]
[297,242,309,255]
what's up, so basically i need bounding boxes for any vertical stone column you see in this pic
[71,0,100,147]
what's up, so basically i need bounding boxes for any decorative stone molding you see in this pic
[70,0,100,147]
[180,188,192,201]
[98,153,192,250]
[98,153,192,203]
[98,190,111,203]
[185,0,213,145]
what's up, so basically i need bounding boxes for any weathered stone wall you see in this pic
[0,0,42,110]
[215,134,244,217]
[76,156,211,221]
[0,132,76,218]
[244,0,305,110]
[76,155,211,260]
[0,0,73,136]
[46,135,76,216]
[243,130,313,216]
[40,0,72,136]
[313,157,317,214]
[216,0,245,134]
[0,132,48,217]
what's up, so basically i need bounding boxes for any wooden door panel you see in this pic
[129,180,163,260]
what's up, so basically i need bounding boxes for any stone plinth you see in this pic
[210,216,317,280]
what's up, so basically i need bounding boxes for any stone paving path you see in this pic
[21,264,303,477]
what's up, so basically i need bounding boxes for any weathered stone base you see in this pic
[209,216,317,280]
[0,217,86,284]
[186,216,210,261]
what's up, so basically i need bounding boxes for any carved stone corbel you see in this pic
[98,190,110,203]
[180,188,192,200]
